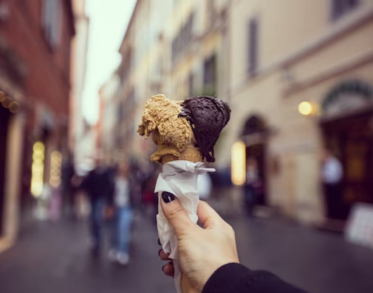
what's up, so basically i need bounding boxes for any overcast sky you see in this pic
[82,0,136,124]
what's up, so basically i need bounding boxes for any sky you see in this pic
[82,0,136,124]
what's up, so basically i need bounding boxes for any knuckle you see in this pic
[168,204,186,221]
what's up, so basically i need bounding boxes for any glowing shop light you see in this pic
[231,141,246,186]
[298,101,313,116]
[49,151,62,187]
[31,142,45,197]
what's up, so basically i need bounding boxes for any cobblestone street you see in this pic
[1,213,373,293]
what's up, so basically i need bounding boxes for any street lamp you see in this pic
[298,101,320,116]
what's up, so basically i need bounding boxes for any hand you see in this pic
[159,195,239,292]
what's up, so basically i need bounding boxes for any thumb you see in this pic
[197,201,222,229]
[160,192,194,238]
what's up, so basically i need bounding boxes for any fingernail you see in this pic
[162,264,166,272]
[158,238,161,245]
[162,191,175,203]
[158,249,162,256]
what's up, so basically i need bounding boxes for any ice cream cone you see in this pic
[161,145,202,165]
[160,145,202,293]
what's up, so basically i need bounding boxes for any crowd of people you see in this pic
[61,155,161,265]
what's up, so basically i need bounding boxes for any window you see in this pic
[247,19,258,75]
[172,13,194,62]
[41,0,61,48]
[332,0,359,20]
[203,54,216,96]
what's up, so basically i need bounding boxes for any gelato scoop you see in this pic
[181,96,231,162]
[137,94,195,163]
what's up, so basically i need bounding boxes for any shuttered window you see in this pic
[41,0,61,48]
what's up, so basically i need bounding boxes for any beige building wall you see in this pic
[70,0,89,167]
[0,113,25,253]
[227,0,373,223]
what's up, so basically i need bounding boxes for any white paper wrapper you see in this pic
[155,161,215,293]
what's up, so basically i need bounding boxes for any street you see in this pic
[0,213,373,293]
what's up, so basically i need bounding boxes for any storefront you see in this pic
[320,80,373,220]
[240,115,270,206]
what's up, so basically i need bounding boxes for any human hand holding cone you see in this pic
[160,145,202,293]
[138,94,230,293]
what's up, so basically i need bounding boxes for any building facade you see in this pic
[226,0,373,223]
[69,0,89,168]
[112,0,230,165]
[104,0,373,224]
[0,0,75,252]
[99,74,120,164]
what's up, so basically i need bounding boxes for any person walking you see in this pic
[61,154,76,220]
[321,149,343,219]
[197,172,212,201]
[243,158,261,216]
[81,156,115,256]
[109,163,133,265]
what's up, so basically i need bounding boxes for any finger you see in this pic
[160,192,194,238]
[197,201,222,229]
[158,249,170,261]
[162,262,174,277]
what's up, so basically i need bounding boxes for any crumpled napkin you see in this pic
[155,161,215,293]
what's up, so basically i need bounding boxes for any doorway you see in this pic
[246,143,267,205]
[0,106,10,237]
[321,108,373,219]
[241,115,269,206]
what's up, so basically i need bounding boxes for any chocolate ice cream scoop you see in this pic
[181,96,231,162]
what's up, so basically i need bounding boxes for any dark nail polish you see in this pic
[162,191,175,203]
[162,264,166,272]
[158,238,161,245]
[158,249,162,256]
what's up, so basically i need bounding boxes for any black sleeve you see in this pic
[202,263,306,293]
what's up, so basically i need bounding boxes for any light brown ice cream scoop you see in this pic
[137,94,196,163]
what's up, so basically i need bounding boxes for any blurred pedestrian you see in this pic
[128,159,144,210]
[321,149,343,219]
[61,153,76,220]
[197,172,212,201]
[142,164,158,218]
[81,155,115,256]
[244,158,262,216]
[109,163,133,265]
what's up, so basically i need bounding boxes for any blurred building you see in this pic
[111,0,230,163]
[0,0,75,253]
[115,0,173,162]
[225,0,373,224]
[98,74,120,164]
[69,0,89,168]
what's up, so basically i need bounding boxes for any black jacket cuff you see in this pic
[202,263,305,293]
